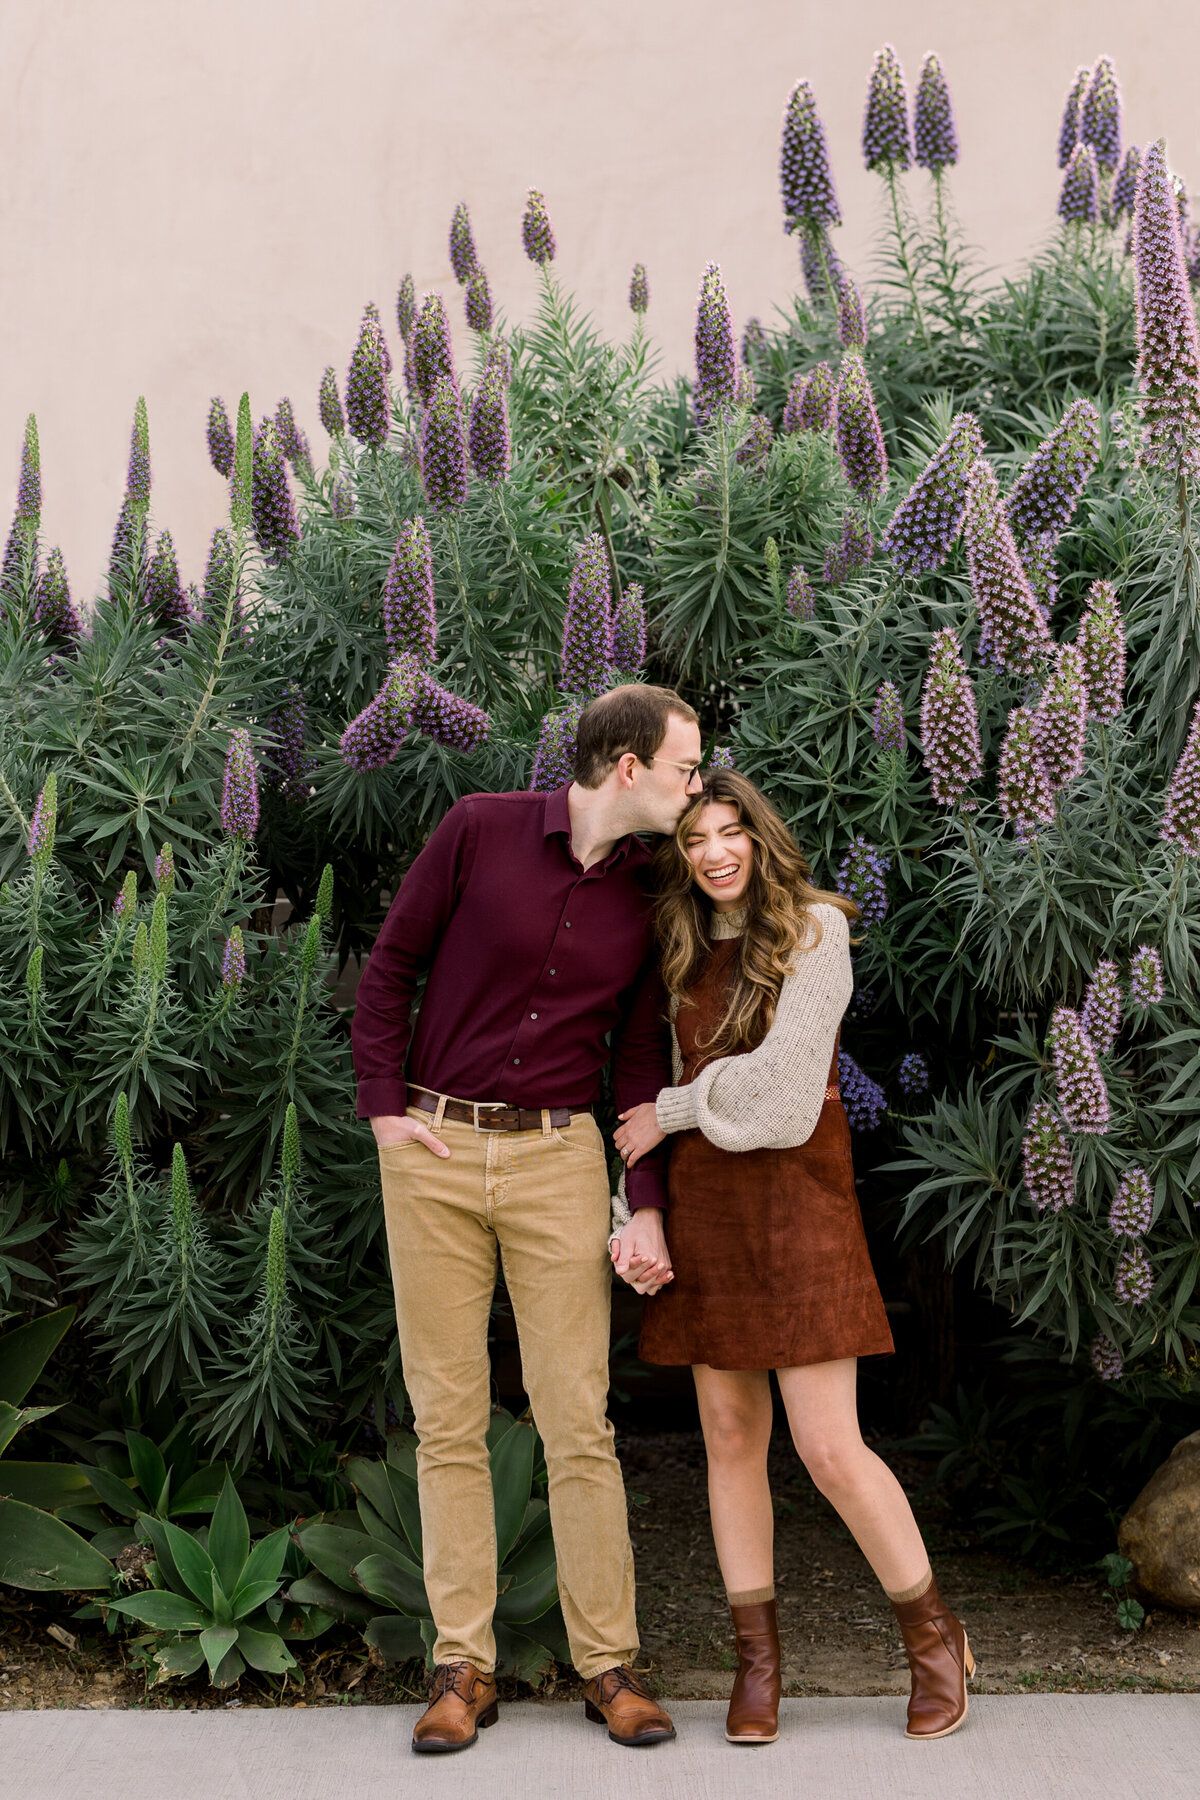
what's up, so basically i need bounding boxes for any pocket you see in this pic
[550,1115,608,1159]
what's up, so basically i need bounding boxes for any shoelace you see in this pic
[594,1664,651,1704]
[429,1661,486,1704]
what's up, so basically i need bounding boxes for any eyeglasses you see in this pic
[648,757,704,783]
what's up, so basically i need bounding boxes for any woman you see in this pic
[612,769,973,1746]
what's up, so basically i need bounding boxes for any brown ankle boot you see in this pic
[411,1661,498,1754]
[725,1599,782,1744]
[890,1574,974,1740]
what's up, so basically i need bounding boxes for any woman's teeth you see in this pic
[706,864,741,884]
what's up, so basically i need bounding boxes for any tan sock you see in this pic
[727,1584,775,1607]
[885,1564,933,1605]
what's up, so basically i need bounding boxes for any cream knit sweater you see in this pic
[652,900,853,1153]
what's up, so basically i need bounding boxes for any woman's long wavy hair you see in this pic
[652,768,859,1059]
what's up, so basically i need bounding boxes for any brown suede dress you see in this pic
[638,936,895,1371]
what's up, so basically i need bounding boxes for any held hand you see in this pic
[610,1207,673,1297]
[371,1114,451,1158]
[613,1101,667,1172]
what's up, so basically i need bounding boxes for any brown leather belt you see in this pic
[407,1086,594,1133]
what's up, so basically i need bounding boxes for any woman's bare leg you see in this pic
[692,1365,775,1594]
[776,1358,929,1593]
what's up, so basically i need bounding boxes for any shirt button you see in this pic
[513,1058,521,1066]
[564,921,572,929]
[549,969,556,976]
[530,1012,538,1020]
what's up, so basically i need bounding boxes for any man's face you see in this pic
[627,714,704,834]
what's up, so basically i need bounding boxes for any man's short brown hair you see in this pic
[572,684,699,788]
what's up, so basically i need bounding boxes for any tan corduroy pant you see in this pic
[378,1101,638,1679]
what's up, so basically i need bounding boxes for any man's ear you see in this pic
[615,751,640,790]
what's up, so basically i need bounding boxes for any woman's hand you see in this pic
[610,1208,673,1296]
[614,1101,666,1171]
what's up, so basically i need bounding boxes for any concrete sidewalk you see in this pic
[3,1696,1199,1799]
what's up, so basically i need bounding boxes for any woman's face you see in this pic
[683,801,754,910]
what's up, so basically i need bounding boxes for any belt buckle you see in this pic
[472,1103,506,1134]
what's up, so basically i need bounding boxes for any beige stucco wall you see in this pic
[2,1,1198,601]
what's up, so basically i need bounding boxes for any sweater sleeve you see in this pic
[653,904,853,1152]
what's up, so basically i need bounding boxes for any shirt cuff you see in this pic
[625,1156,668,1213]
[356,1077,410,1120]
[655,1085,698,1135]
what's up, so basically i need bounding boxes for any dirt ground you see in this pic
[2,1427,1198,1712]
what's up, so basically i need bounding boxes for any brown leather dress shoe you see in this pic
[411,1661,499,1754]
[890,1574,974,1739]
[725,1599,782,1744]
[582,1665,676,1747]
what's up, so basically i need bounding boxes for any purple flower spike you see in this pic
[913,53,959,172]
[710,746,736,770]
[1080,55,1122,176]
[420,377,470,512]
[1115,1245,1154,1306]
[736,413,774,475]
[346,309,391,450]
[202,527,242,629]
[1109,1167,1152,1237]
[838,1050,887,1131]
[465,268,493,334]
[963,461,1052,674]
[275,397,312,477]
[35,546,82,641]
[1134,141,1200,478]
[837,278,867,349]
[1077,579,1125,720]
[823,512,874,586]
[126,398,151,505]
[207,397,234,477]
[1008,399,1101,606]
[1057,66,1089,169]
[15,413,41,524]
[1161,698,1200,854]
[560,532,614,695]
[1022,1100,1075,1212]
[1090,1333,1123,1381]
[881,411,984,573]
[108,495,146,597]
[146,529,191,630]
[412,293,458,409]
[834,352,888,500]
[252,418,300,562]
[782,373,809,435]
[483,337,512,388]
[1058,143,1100,224]
[382,517,437,666]
[155,844,175,895]
[1111,145,1142,222]
[396,273,417,341]
[268,681,314,804]
[1034,644,1087,792]
[1081,960,1122,1056]
[1128,945,1165,1010]
[862,45,912,173]
[363,302,392,375]
[319,366,345,438]
[741,317,768,366]
[693,263,737,429]
[780,80,842,231]
[786,566,815,620]
[413,676,491,751]
[920,628,982,805]
[467,374,512,484]
[339,655,423,772]
[997,706,1056,842]
[222,928,247,988]
[872,681,905,754]
[611,581,646,675]
[449,202,479,285]
[799,229,846,307]
[836,834,890,926]
[522,189,556,265]
[629,264,649,314]
[1049,1005,1111,1134]
[898,1052,929,1096]
[530,698,585,792]
[798,361,835,431]
[330,474,355,519]
[221,728,260,839]
[28,777,55,863]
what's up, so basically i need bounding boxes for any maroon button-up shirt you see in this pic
[351,784,670,1211]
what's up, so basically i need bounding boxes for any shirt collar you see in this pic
[543,783,636,870]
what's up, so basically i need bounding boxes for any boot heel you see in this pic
[584,1699,605,1724]
[964,1642,975,1679]
[478,1701,499,1730]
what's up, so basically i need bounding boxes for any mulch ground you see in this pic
[2,1426,1197,1711]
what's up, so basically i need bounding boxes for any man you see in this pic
[352,683,703,1753]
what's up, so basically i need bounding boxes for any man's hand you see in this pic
[371,1113,451,1158]
[614,1101,666,1171]
[610,1207,673,1296]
